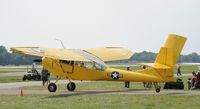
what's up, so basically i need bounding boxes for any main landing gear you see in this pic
[48,82,76,92]
[48,83,57,92]
[67,82,76,91]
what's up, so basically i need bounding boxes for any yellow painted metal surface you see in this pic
[10,47,89,61]
[84,47,134,61]
[10,47,133,62]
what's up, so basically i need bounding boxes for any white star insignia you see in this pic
[112,72,119,79]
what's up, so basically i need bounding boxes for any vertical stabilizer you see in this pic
[155,34,187,67]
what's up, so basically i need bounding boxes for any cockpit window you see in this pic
[73,49,107,70]
[74,61,106,71]
[95,62,106,70]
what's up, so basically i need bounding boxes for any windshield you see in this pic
[73,49,107,70]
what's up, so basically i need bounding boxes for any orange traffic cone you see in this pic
[19,88,24,96]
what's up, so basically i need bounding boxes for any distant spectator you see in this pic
[47,72,51,85]
[41,68,48,86]
[32,62,37,75]
[194,71,200,88]
[196,71,200,81]
[125,67,131,88]
[142,66,149,88]
[188,78,192,90]
[176,64,182,76]
[191,71,197,89]
[142,66,146,70]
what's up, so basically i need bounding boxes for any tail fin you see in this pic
[154,34,187,81]
[140,34,187,82]
[155,34,187,67]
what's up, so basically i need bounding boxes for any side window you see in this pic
[60,60,74,65]
[84,62,95,69]
[74,61,106,71]
[95,63,106,71]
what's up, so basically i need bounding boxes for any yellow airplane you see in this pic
[11,34,187,93]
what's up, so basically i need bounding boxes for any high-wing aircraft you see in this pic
[11,34,187,93]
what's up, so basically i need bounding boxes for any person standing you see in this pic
[47,72,50,85]
[177,64,182,76]
[191,71,197,89]
[41,68,48,86]
[32,62,37,75]
[125,67,131,88]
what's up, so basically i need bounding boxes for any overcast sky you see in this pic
[0,0,199,54]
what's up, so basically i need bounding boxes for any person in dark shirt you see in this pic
[191,71,197,89]
[125,67,131,88]
[194,71,200,88]
[176,64,182,76]
[41,68,48,86]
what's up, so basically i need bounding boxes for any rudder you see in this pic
[155,34,187,67]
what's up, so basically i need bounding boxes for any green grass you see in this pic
[177,65,199,73]
[0,94,200,109]
[0,76,22,83]
[0,68,27,73]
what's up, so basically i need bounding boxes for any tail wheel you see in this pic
[156,88,160,93]
[67,82,76,91]
[48,83,57,92]
[153,82,161,93]
[22,75,26,81]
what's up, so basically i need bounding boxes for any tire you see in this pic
[27,76,31,80]
[22,75,26,81]
[48,83,57,92]
[156,88,160,93]
[67,82,76,91]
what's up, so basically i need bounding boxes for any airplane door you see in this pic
[60,60,74,73]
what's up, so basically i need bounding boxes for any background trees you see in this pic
[0,46,39,65]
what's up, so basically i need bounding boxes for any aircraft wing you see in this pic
[10,47,134,62]
[10,47,89,61]
[84,47,134,62]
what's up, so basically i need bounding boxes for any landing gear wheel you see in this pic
[67,82,76,91]
[48,83,57,92]
[156,88,160,93]
[22,75,26,81]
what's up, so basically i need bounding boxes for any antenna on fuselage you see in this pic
[55,38,65,49]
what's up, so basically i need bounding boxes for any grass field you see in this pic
[0,68,27,73]
[0,94,200,109]
[0,76,22,83]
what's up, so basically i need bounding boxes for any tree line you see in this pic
[0,45,200,65]
[0,46,39,65]
[131,51,200,63]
